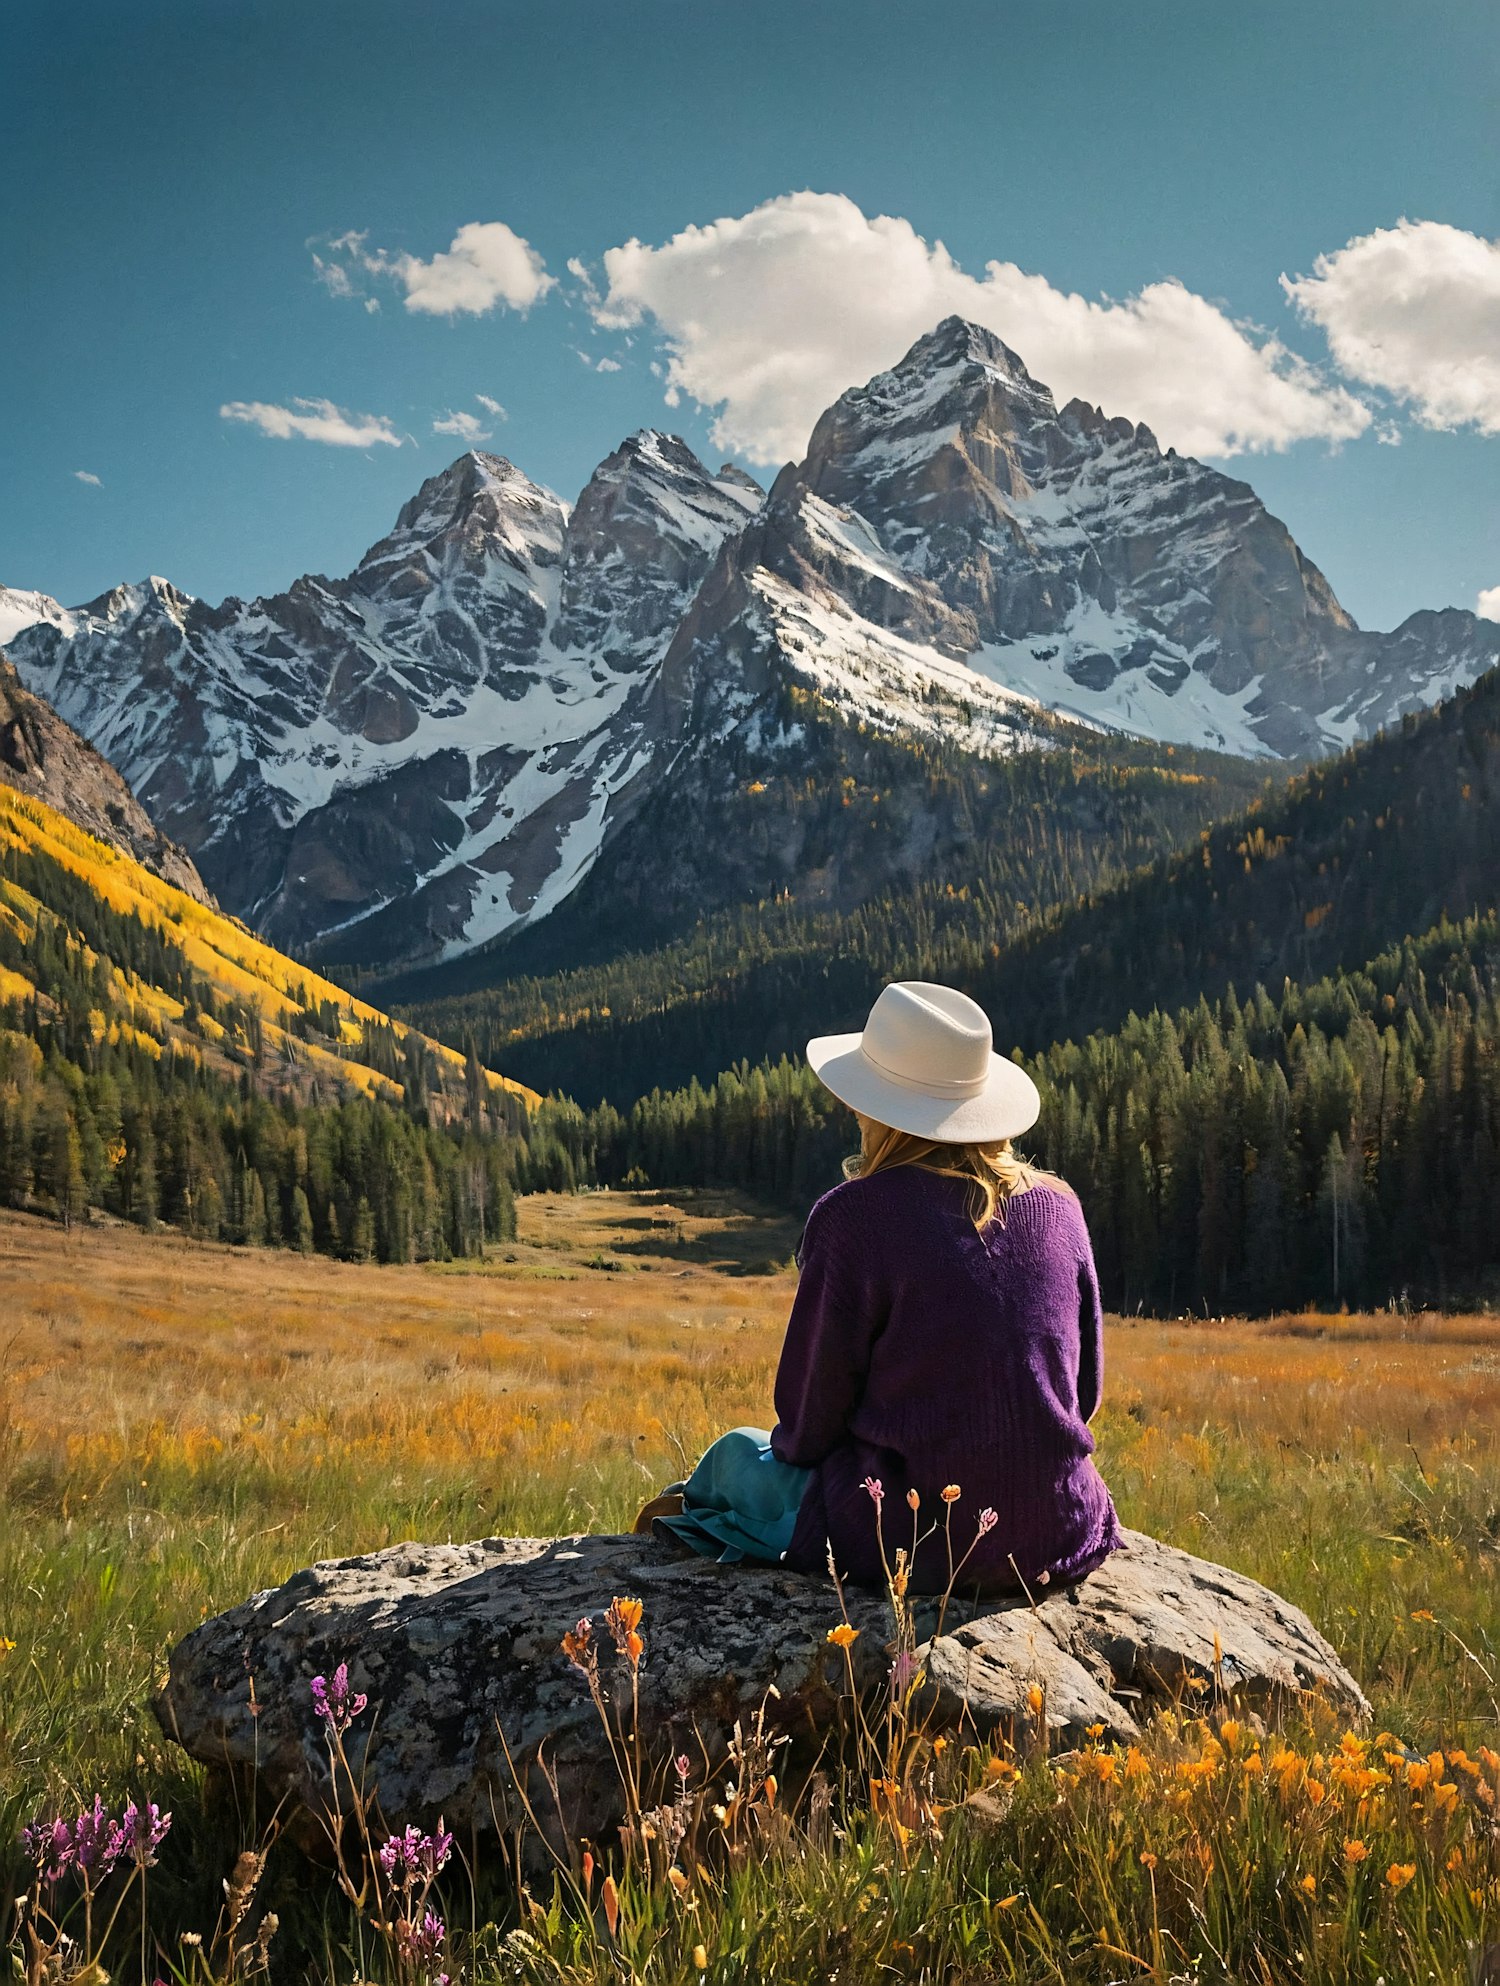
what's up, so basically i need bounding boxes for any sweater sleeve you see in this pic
[1075,1208,1105,1424]
[770,1192,881,1468]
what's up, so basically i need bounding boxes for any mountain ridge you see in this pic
[10,319,1498,973]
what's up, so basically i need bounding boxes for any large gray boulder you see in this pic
[154,1529,1369,1849]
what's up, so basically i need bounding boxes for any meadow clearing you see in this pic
[2,1190,1498,1984]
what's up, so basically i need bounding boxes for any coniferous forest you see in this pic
[518,914,1500,1314]
[0,792,519,1262]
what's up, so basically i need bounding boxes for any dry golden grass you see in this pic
[2,1191,1498,1983]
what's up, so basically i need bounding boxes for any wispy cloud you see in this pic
[73,469,102,487]
[1285,220,1500,435]
[313,221,552,318]
[432,409,492,443]
[588,190,1371,463]
[475,394,507,419]
[219,397,402,448]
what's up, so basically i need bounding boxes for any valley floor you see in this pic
[2,1195,1498,1981]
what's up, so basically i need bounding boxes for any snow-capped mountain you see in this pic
[9,439,760,964]
[10,319,1499,969]
[660,318,1500,763]
[0,585,71,649]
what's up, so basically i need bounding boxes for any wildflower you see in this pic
[693,1945,708,1970]
[861,1476,885,1506]
[310,1663,368,1734]
[379,1824,453,1881]
[890,1649,919,1700]
[120,1799,172,1867]
[984,1756,1018,1785]
[581,1849,594,1890]
[71,1795,127,1877]
[1026,1684,1044,1716]
[1343,1838,1369,1865]
[977,1507,998,1535]
[21,1816,75,1884]
[561,1617,593,1666]
[1385,1862,1417,1891]
[675,1753,692,1782]
[827,1622,859,1649]
[1299,1873,1317,1896]
[602,1873,620,1938]
[941,1485,961,1503]
[906,1488,920,1510]
[1139,1851,1157,1870]
[395,1909,446,1964]
[995,1893,1020,1910]
[1219,1719,1242,1752]
[1410,1609,1436,1623]
[0,1636,15,1656]
[668,1866,690,1895]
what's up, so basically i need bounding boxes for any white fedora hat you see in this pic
[807,981,1040,1144]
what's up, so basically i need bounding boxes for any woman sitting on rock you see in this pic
[638,980,1123,1596]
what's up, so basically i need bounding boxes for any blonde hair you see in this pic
[844,1115,1063,1230]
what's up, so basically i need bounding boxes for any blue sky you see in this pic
[4,0,1497,630]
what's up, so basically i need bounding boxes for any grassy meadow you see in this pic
[2,1191,1498,1983]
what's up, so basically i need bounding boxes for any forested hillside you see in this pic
[396,705,1272,1103]
[0,786,531,1260]
[407,665,1500,1109]
[519,914,1500,1313]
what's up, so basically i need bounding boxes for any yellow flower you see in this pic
[1343,1838,1369,1865]
[1410,1609,1436,1622]
[1027,1684,1044,1715]
[1139,1851,1158,1870]
[610,1595,644,1632]
[826,1623,859,1649]
[693,1945,708,1970]
[1299,1873,1317,1896]
[1385,1862,1417,1891]
[1218,1718,1242,1752]
[984,1756,1018,1785]
[941,1484,962,1503]
[906,1488,920,1510]
[995,1894,1020,1911]
[0,1637,15,1657]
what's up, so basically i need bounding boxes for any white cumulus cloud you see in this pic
[1478,585,1500,623]
[220,398,403,448]
[1284,219,1500,435]
[315,222,552,318]
[475,393,507,419]
[590,191,1370,463]
[73,469,102,486]
[432,409,492,443]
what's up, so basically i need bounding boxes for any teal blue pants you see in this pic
[654,1426,812,1565]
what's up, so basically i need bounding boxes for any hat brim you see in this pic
[806,1032,1041,1143]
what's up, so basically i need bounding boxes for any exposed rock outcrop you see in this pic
[0,658,211,902]
[155,1527,1368,1850]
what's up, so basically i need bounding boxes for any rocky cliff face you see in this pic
[661,319,1500,765]
[0,659,211,902]
[10,321,1499,969]
[9,442,759,965]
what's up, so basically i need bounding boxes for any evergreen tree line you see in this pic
[0,1027,515,1261]
[521,915,1500,1313]
[0,813,519,1261]
[403,666,1500,1116]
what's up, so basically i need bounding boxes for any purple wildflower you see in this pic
[397,1909,446,1965]
[379,1824,453,1881]
[861,1476,885,1506]
[70,1795,127,1877]
[675,1752,692,1783]
[120,1799,172,1867]
[21,1817,75,1884]
[310,1662,368,1734]
[977,1507,999,1536]
[889,1648,919,1701]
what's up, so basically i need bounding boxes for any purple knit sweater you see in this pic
[770,1166,1123,1594]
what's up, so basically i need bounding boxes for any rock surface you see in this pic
[155,1527,1368,1849]
[0,658,211,902]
